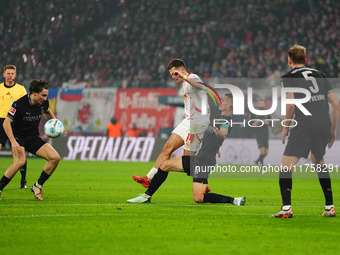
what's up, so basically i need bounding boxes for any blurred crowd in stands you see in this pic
[1,0,339,88]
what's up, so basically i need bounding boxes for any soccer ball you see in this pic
[44,119,64,138]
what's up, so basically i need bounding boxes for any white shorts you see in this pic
[172,119,207,152]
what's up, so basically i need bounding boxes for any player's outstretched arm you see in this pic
[43,108,56,120]
[327,92,339,148]
[171,70,221,105]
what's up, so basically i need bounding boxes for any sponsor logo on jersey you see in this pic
[23,115,42,122]
[9,107,16,116]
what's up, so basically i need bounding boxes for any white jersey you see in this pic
[182,73,210,126]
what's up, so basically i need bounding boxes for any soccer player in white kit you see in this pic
[132,59,214,192]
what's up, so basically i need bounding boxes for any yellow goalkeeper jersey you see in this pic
[0,82,27,118]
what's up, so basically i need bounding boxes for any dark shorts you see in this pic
[15,136,46,155]
[254,130,269,149]
[284,127,330,162]
[182,156,208,184]
[256,135,269,149]
[0,118,8,147]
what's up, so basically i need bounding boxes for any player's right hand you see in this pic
[11,140,22,156]
[171,70,184,79]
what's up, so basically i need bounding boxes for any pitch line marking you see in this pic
[0,212,319,218]
[0,203,325,208]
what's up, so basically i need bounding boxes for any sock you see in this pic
[0,175,11,191]
[317,166,333,206]
[145,168,168,196]
[258,154,265,165]
[279,170,292,206]
[146,167,158,181]
[20,161,27,183]
[325,205,334,210]
[203,193,233,203]
[37,171,51,186]
[282,205,291,210]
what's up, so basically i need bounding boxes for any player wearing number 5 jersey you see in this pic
[271,45,339,218]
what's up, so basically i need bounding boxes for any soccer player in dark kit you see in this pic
[127,93,245,206]
[271,45,339,218]
[0,79,61,201]
[251,100,271,166]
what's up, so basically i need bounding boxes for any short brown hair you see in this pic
[29,79,48,94]
[166,59,186,70]
[288,45,306,64]
[3,65,16,72]
[225,93,233,101]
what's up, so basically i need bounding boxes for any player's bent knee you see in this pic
[49,153,61,165]
[14,161,25,170]
[12,156,26,170]
[193,194,204,203]
[54,154,61,163]
[159,160,171,171]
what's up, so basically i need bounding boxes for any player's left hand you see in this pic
[281,127,289,144]
[171,70,185,80]
[213,127,224,139]
[328,130,336,148]
[213,126,220,135]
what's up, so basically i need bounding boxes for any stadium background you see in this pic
[1,1,340,254]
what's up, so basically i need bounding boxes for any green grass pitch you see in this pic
[0,158,339,255]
